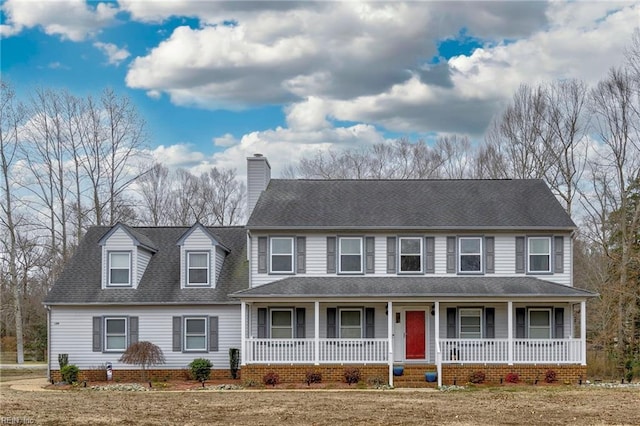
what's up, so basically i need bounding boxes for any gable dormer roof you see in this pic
[98,222,158,252]
[176,222,231,252]
[247,179,576,230]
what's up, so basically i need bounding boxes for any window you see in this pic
[184,317,207,351]
[528,237,551,273]
[270,309,293,338]
[459,308,482,339]
[270,238,294,273]
[528,309,551,338]
[339,237,363,273]
[109,252,131,286]
[339,309,362,338]
[187,252,209,285]
[105,317,127,351]
[399,237,422,273]
[459,237,482,273]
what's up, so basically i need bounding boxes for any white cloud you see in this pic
[150,144,205,169]
[94,42,131,66]
[213,133,239,148]
[1,0,117,41]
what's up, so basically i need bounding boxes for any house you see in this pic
[45,154,597,387]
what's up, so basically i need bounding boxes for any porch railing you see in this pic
[439,338,582,364]
[245,338,388,364]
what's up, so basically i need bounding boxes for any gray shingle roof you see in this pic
[45,226,248,305]
[233,276,597,299]
[247,179,576,230]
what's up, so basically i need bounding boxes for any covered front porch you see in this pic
[233,276,596,386]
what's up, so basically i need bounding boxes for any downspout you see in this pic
[45,305,51,381]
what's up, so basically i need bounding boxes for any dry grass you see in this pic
[1,380,638,425]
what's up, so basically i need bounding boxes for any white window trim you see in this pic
[108,251,132,287]
[458,308,482,339]
[458,237,483,273]
[184,317,208,352]
[339,308,363,338]
[270,237,295,274]
[104,317,128,352]
[528,308,552,339]
[186,251,210,287]
[338,237,363,274]
[270,308,294,339]
[399,237,423,273]
[527,237,552,273]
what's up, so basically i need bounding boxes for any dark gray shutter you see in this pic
[446,308,457,338]
[446,237,456,273]
[515,308,526,338]
[327,237,337,274]
[128,316,139,346]
[425,237,435,274]
[554,308,564,338]
[386,237,396,273]
[365,308,375,338]
[485,308,495,338]
[365,237,375,274]
[257,237,268,273]
[326,308,337,338]
[257,308,268,338]
[485,236,495,274]
[296,237,306,274]
[554,236,564,273]
[172,316,182,352]
[92,317,102,352]
[515,236,525,273]
[209,316,219,352]
[295,308,306,338]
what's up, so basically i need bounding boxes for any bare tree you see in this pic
[136,162,172,226]
[201,168,245,225]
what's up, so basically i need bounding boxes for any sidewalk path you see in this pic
[0,377,50,392]
[0,363,47,370]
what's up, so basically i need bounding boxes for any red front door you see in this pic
[405,311,426,359]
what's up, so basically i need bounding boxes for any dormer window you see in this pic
[187,252,210,286]
[109,252,131,286]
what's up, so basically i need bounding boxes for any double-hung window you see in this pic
[339,309,362,338]
[339,237,363,274]
[399,237,422,273]
[459,237,482,273]
[458,308,482,338]
[270,238,294,273]
[109,252,131,286]
[270,309,293,338]
[528,309,551,338]
[187,252,209,286]
[528,237,551,273]
[105,317,127,351]
[184,317,207,351]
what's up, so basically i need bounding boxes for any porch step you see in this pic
[393,381,438,389]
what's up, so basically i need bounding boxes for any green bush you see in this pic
[188,358,213,382]
[229,348,239,379]
[61,364,79,384]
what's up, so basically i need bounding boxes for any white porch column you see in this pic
[434,301,441,387]
[581,300,587,366]
[240,301,247,366]
[387,301,393,387]
[507,301,513,366]
[314,301,320,366]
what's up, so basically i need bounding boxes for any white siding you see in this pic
[215,246,226,281]
[50,305,240,370]
[180,227,217,288]
[137,249,152,286]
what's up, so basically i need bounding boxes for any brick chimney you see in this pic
[246,154,271,218]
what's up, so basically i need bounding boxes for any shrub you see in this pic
[229,348,240,379]
[188,358,213,382]
[505,372,520,383]
[468,371,486,384]
[344,367,361,385]
[61,364,80,384]
[119,341,165,382]
[263,371,280,386]
[544,369,557,383]
[305,370,322,385]
[58,353,69,370]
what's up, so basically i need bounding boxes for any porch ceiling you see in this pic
[232,276,597,299]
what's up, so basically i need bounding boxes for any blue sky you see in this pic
[1,1,638,176]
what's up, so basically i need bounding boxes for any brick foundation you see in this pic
[241,364,389,385]
[50,368,240,383]
[441,364,587,385]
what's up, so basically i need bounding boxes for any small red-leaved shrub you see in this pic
[263,372,280,387]
[505,372,520,383]
[305,370,322,385]
[343,367,361,385]
[544,369,557,383]
[469,371,486,384]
